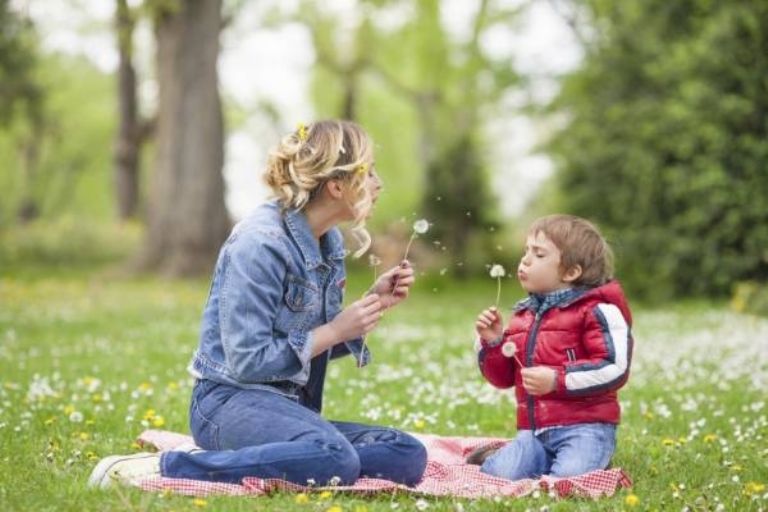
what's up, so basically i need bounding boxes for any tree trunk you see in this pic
[114,0,140,220]
[139,0,229,276]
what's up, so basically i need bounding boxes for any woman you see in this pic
[89,120,427,488]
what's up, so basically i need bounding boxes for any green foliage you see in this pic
[547,0,768,299]
[0,0,42,126]
[0,53,115,225]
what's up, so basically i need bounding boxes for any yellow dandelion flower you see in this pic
[297,123,308,142]
[414,419,426,429]
[731,464,743,472]
[325,506,342,512]
[662,438,675,446]
[745,482,766,495]
[703,434,717,443]
[318,490,333,500]
[44,417,57,426]
[143,409,156,420]
[152,416,166,428]
[63,404,75,415]
[79,432,90,441]
[294,493,310,504]
[193,498,207,507]
[625,493,640,507]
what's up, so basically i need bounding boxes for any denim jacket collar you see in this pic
[284,207,346,270]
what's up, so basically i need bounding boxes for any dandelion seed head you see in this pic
[413,219,429,234]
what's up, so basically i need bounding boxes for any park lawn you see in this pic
[0,266,766,511]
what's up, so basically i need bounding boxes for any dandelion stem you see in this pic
[359,263,380,368]
[403,232,417,262]
[495,276,502,308]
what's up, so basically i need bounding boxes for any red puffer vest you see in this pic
[478,280,633,430]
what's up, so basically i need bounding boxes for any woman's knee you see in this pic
[391,432,428,486]
[322,437,361,485]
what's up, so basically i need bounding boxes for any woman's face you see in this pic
[338,162,381,221]
[362,164,383,218]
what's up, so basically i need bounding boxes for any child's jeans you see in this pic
[481,423,616,481]
[159,379,427,486]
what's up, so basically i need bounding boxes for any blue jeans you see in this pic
[159,380,427,486]
[481,423,616,481]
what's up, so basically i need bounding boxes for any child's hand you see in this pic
[521,366,557,395]
[475,306,503,342]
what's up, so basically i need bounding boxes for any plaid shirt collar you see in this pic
[514,287,587,315]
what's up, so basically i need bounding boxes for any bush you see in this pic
[0,217,141,270]
[731,281,768,317]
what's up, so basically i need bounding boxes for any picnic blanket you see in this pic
[132,429,631,499]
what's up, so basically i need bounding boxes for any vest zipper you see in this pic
[525,311,543,431]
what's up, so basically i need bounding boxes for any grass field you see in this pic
[1,264,767,511]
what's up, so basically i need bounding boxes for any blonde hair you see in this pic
[264,120,374,257]
[528,214,614,287]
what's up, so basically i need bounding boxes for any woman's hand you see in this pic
[369,260,415,310]
[311,294,384,356]
[475,306,503,342]
[330,293,384,340]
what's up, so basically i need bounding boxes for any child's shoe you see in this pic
[465,444,500,465]
[87,452,161,488]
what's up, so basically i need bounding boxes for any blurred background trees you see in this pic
[546,0,768,300]
[2,0,767,310]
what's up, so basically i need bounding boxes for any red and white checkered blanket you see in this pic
[134,429,631,499]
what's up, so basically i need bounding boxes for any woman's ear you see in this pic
[562,264,583,284]
[324,179,345,200]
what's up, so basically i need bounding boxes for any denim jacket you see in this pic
[188,200,370,412]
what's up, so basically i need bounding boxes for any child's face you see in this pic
[517,231,570,294]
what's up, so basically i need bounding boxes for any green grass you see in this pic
[1,263,767,511]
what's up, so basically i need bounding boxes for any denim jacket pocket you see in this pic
[275,275,318,332]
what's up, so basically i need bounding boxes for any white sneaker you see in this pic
[87,452,161,489]
[171,442,204,455]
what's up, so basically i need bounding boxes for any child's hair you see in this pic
[264,120,374,257]
[529,214,614,287]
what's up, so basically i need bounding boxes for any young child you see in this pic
[470,214,633,480]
